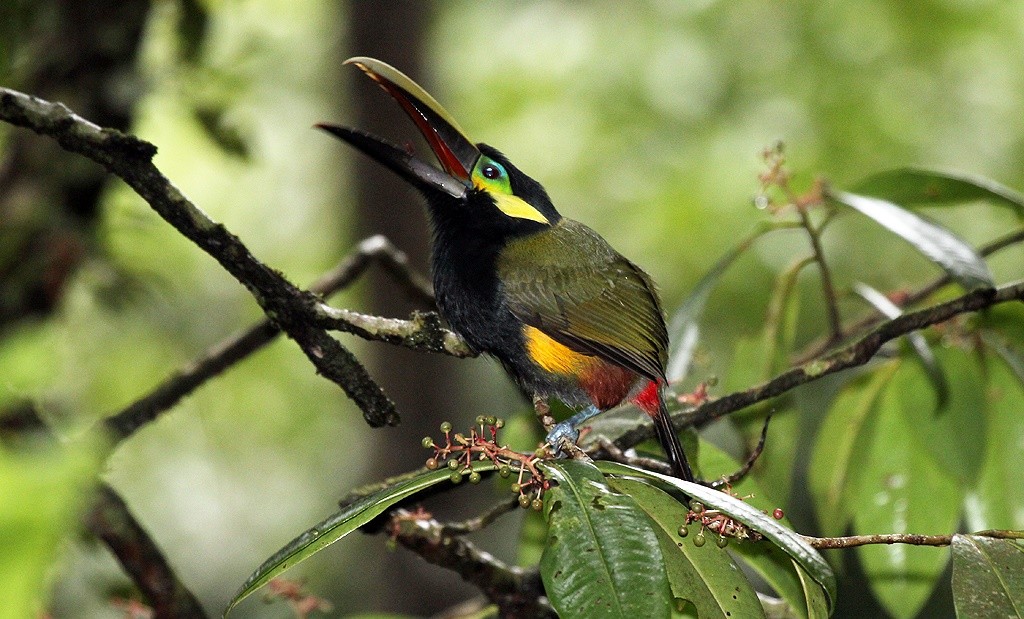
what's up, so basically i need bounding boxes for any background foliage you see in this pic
[1,1,1022,617]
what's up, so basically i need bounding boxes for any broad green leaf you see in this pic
[226,461,496,615]
[969,353,1024,531]
[793,558,830,619]
[0,438,101,618]
[853,381,961,618]
[987,335,1024,386]
[726,336,799,504]
[596,461,837,614]
[895,349,986,484]
[979,304,1024,349]
[608,477,764,618]
[951,535,1024,618]
[809,362,898,537]
[852,167,1024,216]
[829,190,994,290]
[853,282,948,408]
[697,441,809,617]
[666,231,757,382]
[665,221,800,383]
[538,460,671,619]
[762,256,806,377]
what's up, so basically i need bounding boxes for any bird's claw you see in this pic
[544,421,581,457]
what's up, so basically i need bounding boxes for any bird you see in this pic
[319,57,694,481]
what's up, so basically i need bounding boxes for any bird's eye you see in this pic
[482,164,501,179]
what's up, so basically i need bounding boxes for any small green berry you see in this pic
[440,421,452,433]
[425,458,438,470]
[476,415,486,426]
[519,495,532,508]
[499,465,511,478]
[716,536,729,548]
[447,458,460,470]
[531,498,543,511]
[485,416,497,426]
[449,471,463,484]
[421,436,434,449]
[510,482,522,493]
[677,525,689,538]
[494,418,505,429]
[469,471,482,484]
[689,500,704,513]
[693,532,706,547]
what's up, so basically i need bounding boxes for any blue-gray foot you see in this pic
[544,405,601,456]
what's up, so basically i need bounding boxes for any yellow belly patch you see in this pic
[524,326,592,376]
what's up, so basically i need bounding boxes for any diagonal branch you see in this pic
[388,508,554,617]
[680,280,1023,428]
[102,235,458,443]
[0,87,399,427]
[86,483,208,618]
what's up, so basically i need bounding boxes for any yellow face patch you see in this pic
[524,326,591,375]
[482,189,550,224]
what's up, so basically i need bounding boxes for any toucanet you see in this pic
[320,57,694,481]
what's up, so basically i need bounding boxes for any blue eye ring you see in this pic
[481,162,503,180]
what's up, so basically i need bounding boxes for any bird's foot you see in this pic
[544,421,581,457]
[543,405,601,459]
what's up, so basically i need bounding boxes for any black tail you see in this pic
[653,390,695,481]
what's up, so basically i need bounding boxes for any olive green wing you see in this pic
[497,219,668,381]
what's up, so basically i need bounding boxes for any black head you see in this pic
[318,57,561,244]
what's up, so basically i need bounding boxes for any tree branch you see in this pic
[102,235,447,443]
[388,508,554,617]
[85,484,208,618]
[795,226,1024,363]
[680,280,1022,428]
[0,87,398,427]
[803,529,1024,549]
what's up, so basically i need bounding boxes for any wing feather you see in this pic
[497,219,668,381]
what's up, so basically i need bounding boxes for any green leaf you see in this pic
[0,438,101,618]
[970,351,1024,531]
[951,535,1024,618]
[793,557,830,619]
[608,476,764,618]
[724,336,799,504]
[596,461,837,614]
[696,441,809,616]
[828,190,994,290]
[226,461,496,616]
[809,362,899,537]
[538,460,672,619]
[666,232,754,382]
[853,282,949,408]
[852,167,1024,216]
[895,349,987,484]
[853,379,961,618]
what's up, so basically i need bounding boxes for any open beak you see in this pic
[317,57,482,199]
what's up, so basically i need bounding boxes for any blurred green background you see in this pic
[2,1,1022,617]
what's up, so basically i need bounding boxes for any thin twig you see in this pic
[797,202,844,343]
[795,226,1024,363]
[314,305,474,357]
[0,87,399,427]
[388,509,554,617]
[668,280,1024,430]
[102,235,456,443]
[440,497,521,536]
[802,529,1024,549]
[710,414,771,489]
